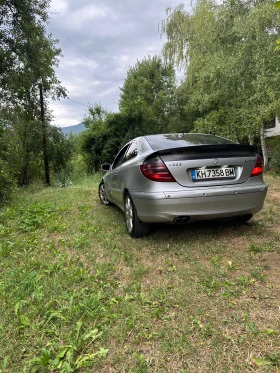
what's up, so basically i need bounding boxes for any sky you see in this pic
[47,0,192,127]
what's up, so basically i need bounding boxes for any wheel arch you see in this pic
[123,188,130,198]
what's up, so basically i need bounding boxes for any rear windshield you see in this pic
[144,133,236,151]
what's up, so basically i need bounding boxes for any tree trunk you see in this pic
[20,122,29,186]
[260,122,269,170]
[39,83,50,185]
[21,155,29,186]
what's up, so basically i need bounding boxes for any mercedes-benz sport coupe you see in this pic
[98,133,268,237]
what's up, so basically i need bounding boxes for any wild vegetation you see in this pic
[1,0,280,205]
[0,174,279,372]
[162,0,280,154]
[0,0,69,203]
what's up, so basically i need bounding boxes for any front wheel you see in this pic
[124,194,150,238]
[98,181,111,206]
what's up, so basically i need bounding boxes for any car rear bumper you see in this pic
[131,184,268,223]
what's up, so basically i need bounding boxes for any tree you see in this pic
[0,105,72,188]
[0,0,67,186]
[0,119,15,204]
[80,105,110,172]
[1,0,50,103]
[161,0,280,167]
[119,55,186,135]
[80,105,130,171]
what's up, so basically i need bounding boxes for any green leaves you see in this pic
[252,353,280,368]
[161,0,280,145]
[119,55,181,135]
[18,202,54,232]
[0,0,67,190]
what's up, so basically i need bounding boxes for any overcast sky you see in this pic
[47,0,192,127]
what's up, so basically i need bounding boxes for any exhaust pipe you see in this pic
[174,216,190,224]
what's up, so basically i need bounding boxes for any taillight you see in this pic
[140,157,175,182]
[250,155,263,177]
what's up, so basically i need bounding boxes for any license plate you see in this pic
[191,167,235,181]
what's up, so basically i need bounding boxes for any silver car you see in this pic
[98,133,268,237]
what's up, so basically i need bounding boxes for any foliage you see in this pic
[119,55,187,135]
[48,126,73,174]
[0,0,67,193]
[56,169,72,188]
[161,0,280,145]
[0,122,15,204]
[0,108,73,188]
[266,136,280,174]
[270,145,280,174]
[0,158,15,206]
[67,154,89,183]
[80,108,131,171]
[0,0,65,104]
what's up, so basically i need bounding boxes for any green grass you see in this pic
[0,173,279,372]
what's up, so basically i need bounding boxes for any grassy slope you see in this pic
[0,174,279,373]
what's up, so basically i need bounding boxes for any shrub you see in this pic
[56,169,72,187]
[68,154,89,182]
[270,145,280,175]
[0,159,15,205]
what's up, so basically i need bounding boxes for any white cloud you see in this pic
[48,0,192,127]
[50,99,87,127]
[60,58,98,70]
[97,86,118,98]
[50,0,69,14]
[67,5,112,29]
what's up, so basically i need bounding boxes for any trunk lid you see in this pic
[155,144,257,187]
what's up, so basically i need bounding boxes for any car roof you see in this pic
[143,133,236,151]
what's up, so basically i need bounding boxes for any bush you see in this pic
[270,145,280,175]
[56,169,72,187]
[0,159,15,205]
[68,154,89,182]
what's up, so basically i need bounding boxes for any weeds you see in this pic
[56,169,72,188]
[18,202,54,232]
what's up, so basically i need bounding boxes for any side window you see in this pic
[112,144,130,169]
[112,142,138,169]
[125,141,138,161]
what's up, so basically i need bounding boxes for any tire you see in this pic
[124,193,150,238]
[234,214,253,223]
[98,181,111,206]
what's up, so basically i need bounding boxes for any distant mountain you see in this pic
[60,122,86,135]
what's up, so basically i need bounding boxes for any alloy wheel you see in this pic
[99,182,110,205]
[125,195,134,233]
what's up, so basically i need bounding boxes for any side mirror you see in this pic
[101,163,111,171]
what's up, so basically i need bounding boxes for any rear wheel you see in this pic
[124,194,150,238]
[98,181,111,206]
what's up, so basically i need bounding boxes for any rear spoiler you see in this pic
[145,144,256,162]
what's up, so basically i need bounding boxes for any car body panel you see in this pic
[130,179,267,223]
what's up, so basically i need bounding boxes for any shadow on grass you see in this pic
[105,202,268,244]
[155,215,270,239]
